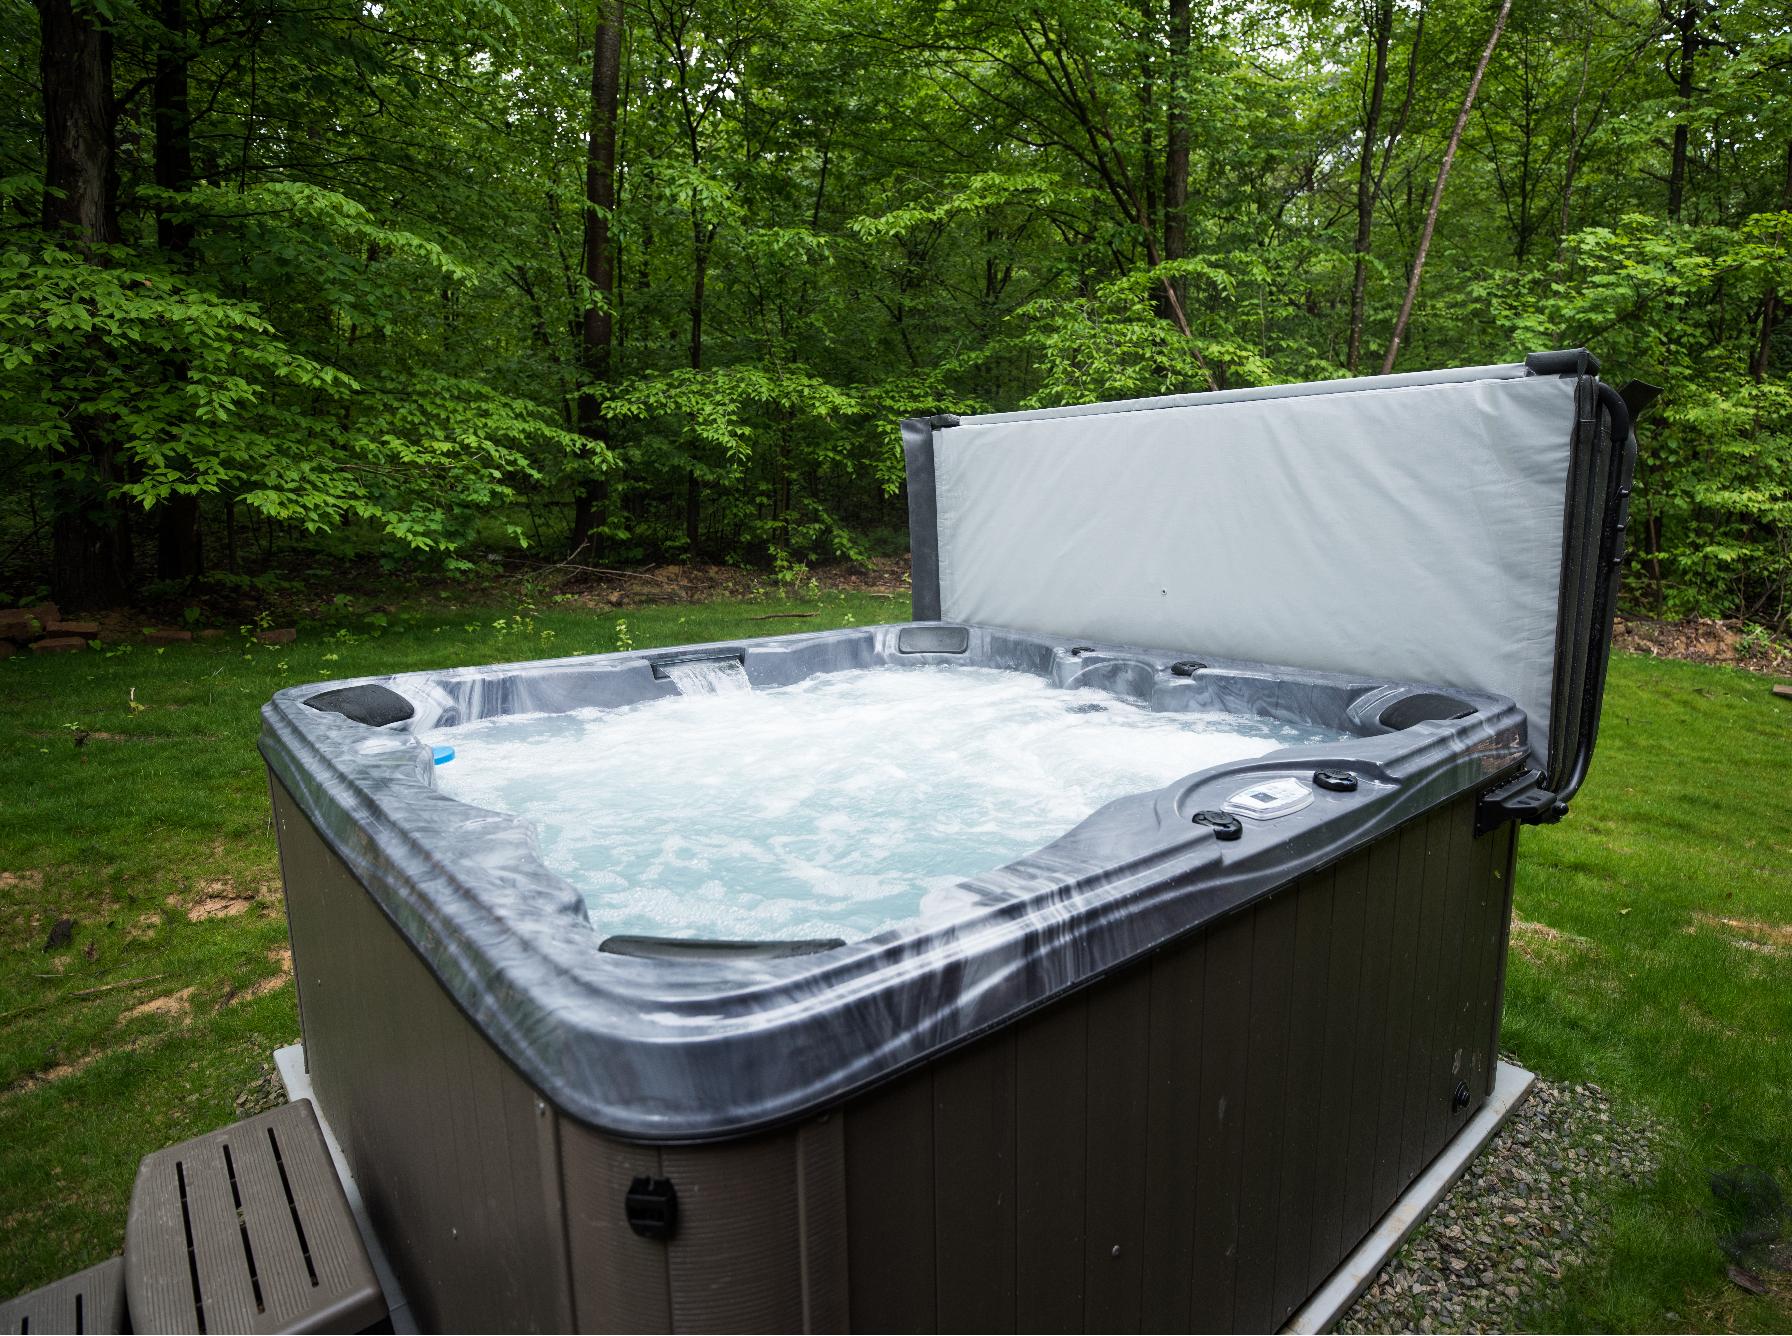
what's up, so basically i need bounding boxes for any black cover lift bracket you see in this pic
[1475,768,1567,837]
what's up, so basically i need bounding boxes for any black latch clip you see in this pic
[625,1176,679,1241]
[1475,768,1567,836]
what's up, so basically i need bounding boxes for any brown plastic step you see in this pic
[125,1100,385,1334]
[0,1256,126,1334]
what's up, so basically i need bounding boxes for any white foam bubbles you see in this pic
[423,666,1340,943]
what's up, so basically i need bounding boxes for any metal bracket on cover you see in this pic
[1475,768,1567,836]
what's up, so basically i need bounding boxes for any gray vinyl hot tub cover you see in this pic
[262,625,1529,1141]
[910,364,1579,774]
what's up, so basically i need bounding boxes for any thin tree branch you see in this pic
[1382,0,1516,374]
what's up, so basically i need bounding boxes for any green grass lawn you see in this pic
[1510,652,1792,1331]
[1,599,1788,1330]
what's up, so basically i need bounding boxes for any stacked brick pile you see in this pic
[0,602,99,657]
[1,605,297,656]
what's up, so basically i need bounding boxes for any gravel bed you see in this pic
[234,1059,288,1118]
[1336,1070,1660,1334]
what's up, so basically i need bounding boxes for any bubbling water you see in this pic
[423,666,1344,943]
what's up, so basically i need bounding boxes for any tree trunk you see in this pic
[685,237,709,553]
[152,0,192,256]
[1381,0,1514,374]
[39,0,118,249]
[1554,36,1593,262]
[1161,0,1191,306]
[1666,0,1697,222]
[39,0,128,608]
[155,493,203,582]
[1751,142,1792,382]
[571,0,624,558]
[1347,0,1395,373]
[152,0,203,583]
[1138,0,1157,279]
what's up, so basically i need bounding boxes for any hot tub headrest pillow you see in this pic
[305,683,415,728]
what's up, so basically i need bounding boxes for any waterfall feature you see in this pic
[661,658,751,695]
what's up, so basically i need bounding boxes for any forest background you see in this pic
[5,0,1789,623]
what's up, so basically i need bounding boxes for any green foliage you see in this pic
[2,0,1790,620]
[0,187,589,556]
[1476,209,1792,618]
[1016,269,1279,406]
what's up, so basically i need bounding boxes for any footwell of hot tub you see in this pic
[274,775,1519,1333]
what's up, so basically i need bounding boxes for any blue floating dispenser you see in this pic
[431,745,456,766]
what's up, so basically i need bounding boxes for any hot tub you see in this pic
[264,350,1636,1332]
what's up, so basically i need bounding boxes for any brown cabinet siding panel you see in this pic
[1397,807,1453,1184]
[796,1117,851,1333]
[1016,997,1091,1333]
[562,1128,671,1333]
[845,1069,936,1332]
[1138,940,1205,1333]
[1369,812,1430,1214]
[1458,823,1500,1100]
[932,1032,1019,1333]
[1082,967,1154,1331]
[1423,803,1478,1163]
[1340,837,1402,1250]
[272,779,574,1332]
[1484,829,1520,1097]
[1189,911,1257,1327]
[662,1138,805,1333]
[1231,889,1300,1332]
[1269,863,1336,1323]
[279,778,1511,1336]
[1306,852,1367,1293]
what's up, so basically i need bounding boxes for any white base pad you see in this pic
[275,1044,417,1334]
[1283,1060,1538,1333]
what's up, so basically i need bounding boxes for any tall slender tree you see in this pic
[571,0,626,558]
[1382,0,1514,372]
[152,0,202,582]
[38,0,129,605]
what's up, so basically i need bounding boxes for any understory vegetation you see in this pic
[4,0,1790,624]
[0,599,1787,1330]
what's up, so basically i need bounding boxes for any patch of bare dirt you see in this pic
[0,870,45,893]
[1696,913,1792,957]
[7,1037,153,1096]
[233,974,291,1004]
[1613,615,1792,675]
[519,556,911,610]
[179,894,251,921]
[119,985,196,1025]
[1511,916,1598,965]
[27,728,140,743]
[171,875,276,921]
[228,948,293,1006]
[1678,997,1744,1039]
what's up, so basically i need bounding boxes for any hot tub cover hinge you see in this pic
[1475,768,1565,836]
